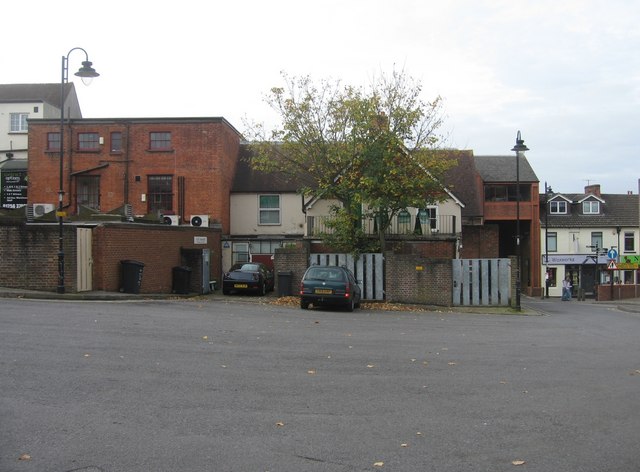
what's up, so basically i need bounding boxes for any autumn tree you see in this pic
[243,69,455,253]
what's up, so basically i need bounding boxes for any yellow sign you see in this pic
[55,211,66,217]
[416,266,424,271]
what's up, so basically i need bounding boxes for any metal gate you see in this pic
[76,228,93,292]
[309,253,384,300]
[452,258,510,306]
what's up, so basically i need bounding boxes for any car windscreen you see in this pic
[305,267,346,281]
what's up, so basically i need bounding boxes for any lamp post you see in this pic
[511,131,529,311]
[57,48,99,294]
[543,182,553,298]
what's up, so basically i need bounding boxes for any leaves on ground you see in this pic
[512,459,526,466]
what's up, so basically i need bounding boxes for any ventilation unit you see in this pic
[190,215,209,227]
[33,203,56,218]
[162,215,180,225]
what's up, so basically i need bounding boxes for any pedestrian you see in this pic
[562,276,572,301]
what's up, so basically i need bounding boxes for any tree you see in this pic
[243,69,455,253]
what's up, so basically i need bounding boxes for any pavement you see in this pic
[1,286,639,313]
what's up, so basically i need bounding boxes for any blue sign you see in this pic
[607,248,618,260]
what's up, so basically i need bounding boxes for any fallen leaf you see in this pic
[202,336,208,340]
[448,362,457,366]
[18,454,31,461]
[307,369,316,375]
[374,461,384,467]
[500,380,508,384]
[512,460,526,466]
[84,354,90,358]
[275,422,285,427]
[400,443,408,447]
[367,364,375,368]
[416,432,422,436]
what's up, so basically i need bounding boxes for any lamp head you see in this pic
[511,130,529,153]
[75,61,100,85]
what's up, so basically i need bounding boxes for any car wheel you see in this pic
[301,300,310,309]
[346,298,355,312]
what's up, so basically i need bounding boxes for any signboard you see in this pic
[542,254,609,265]
[607,248,618,260]
[1,170,28,209]
[607,260,617,270]
[618,255,640,270]
[194,236,208,245]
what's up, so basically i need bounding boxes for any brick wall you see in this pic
[273,241,310,296]
[0,220,77,291]
[27,119,240,234]
[385,252,452,306]
[0,220,221,294]
[460,224,499,258]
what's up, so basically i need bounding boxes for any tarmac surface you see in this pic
[0,285,639,313]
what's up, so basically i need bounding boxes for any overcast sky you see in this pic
[4,0,639,194]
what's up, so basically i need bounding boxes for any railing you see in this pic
[306,214,457,237]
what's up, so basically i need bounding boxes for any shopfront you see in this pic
[542,254,608,298]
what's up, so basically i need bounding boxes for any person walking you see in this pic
[562,276,572,301]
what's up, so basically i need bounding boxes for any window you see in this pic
[624,232,635,252]
[110,132,122,152]
[549,200,567,214]
[259,195,280,225]
[583,200,600,214]
[547,232,558,252]
[150,132,171,150]
[10,113,28,132]
[397,210,411,233]
[484,184,531,202]
[591,232,603,250]
[78,132,100,150]
[47,132,61,151]
[147,175,173,213]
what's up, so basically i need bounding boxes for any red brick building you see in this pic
[26,117,241,232]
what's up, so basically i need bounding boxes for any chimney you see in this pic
[584,184,601,197]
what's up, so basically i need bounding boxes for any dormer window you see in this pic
[583,201,600,214]
[549,200,567,214]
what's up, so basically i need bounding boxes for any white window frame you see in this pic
[583,200,600,214]
[10,113,28,132]
[258,194,280,225]
[549,200,567,214]
[547,232,558,252]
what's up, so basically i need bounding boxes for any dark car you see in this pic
[222,262,274,295]
[299,265,362,311]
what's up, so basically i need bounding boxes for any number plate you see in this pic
[315,288,332,295]
[234,283,248,288]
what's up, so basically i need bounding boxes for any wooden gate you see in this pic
[309,253,384,301]
[452,258,510,306]
[76,227,93,292]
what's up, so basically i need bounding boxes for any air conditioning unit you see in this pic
[162,215,180,225]
[33,203,56,218]
[190,215,209,227]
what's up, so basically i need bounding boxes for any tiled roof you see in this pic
[474,155,538,182]
[541,193,639,228]
[442,150,483,217]
[0,83,74,108]
[231,144,305,193]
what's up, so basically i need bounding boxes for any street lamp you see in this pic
[57,48,99,294]
[543,182,553,298]
[511,131,529,311]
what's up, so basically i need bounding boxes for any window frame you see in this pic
[546,232,558,252]
[549,200,567,214]
[110,131,122,153]
[258,194,281,225]
[147,175,174,213]
[10,113,29,133]
[582,200,600,214]
[78,132,100,151]
[149,132,172,151]
[47,132,61,152]
[590,231,603,250]
[624,232,635,253]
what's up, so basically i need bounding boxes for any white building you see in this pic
[540,184,639,297]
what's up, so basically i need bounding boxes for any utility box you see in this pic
[277,271,293,297]
[172,266,192,294]
[120,260,145,294]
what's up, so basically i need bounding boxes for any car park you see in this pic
[222,262,274,295]
[299,265,362,311]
